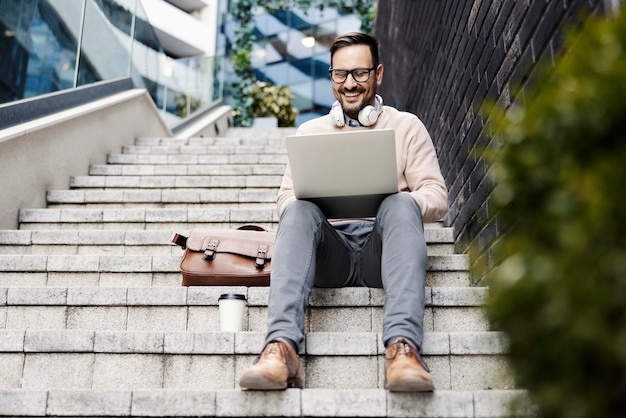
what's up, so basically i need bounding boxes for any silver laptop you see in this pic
[285,128,398,218]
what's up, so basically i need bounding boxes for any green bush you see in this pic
[480,8,626,418]
[250,81,298,127]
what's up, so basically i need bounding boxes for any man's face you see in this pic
[331,44,384,120]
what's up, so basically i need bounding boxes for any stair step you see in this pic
[0,254,469,274]
[0,244,455,257]
[0,330,506,356]
[17,208,451,230]
[134,136,291,147]
[0,303,487,334]
[45,190,279,209]
[0,330,511,391]
[46,189,279,206]
[0,270,470,288]
[0,228,456,256]
[0,286,488,333]
[0,286,483,306]
[120,144,288,155]
[136,129,298,144]
[0,388,532,417]
[67,175,283,189]
[106,153,289,165]
[18,207,279,227]
[88,164,287,176]
[0,227,453,244]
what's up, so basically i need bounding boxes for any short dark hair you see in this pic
[330,32,380,68]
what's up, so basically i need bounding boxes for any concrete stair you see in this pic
[0,127,531,417]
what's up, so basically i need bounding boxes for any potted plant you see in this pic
[250,81,298,127]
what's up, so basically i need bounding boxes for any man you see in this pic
[239,32,448,392]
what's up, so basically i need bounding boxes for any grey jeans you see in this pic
[265,192,428,350]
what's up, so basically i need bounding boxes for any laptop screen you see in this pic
[285,129,398,218]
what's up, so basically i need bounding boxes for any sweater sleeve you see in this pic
[276,161,296,218]
[402,118,448,222]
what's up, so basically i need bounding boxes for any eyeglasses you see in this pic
[328,67,376,83]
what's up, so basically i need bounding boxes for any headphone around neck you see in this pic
[330,94,383,127]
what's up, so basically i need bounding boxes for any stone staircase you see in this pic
[0,127,531,417]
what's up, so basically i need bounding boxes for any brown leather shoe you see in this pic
[384,337,434,392]
[239,338,303,390]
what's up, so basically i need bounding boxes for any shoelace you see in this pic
[255,340,287,365]
[388,339,431,372]
[265,342,279,355]
[396,340,412,356]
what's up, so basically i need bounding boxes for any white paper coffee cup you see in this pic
[218,293,247,332]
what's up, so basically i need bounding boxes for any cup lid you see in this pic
[218,293,246,300]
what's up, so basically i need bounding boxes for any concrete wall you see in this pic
[375,0,606,278]
[0,90,171,230]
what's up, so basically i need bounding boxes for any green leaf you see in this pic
[479,9,626,418]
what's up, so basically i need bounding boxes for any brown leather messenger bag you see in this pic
[171,225,275,286]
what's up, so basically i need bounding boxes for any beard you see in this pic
[337,87,376,120]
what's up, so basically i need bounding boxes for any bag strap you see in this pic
[237,224,267,232]
[171,233,188,249]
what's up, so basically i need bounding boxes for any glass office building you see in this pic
[0,0,223,127]
[219,5,362,124]
[1,0,363,126]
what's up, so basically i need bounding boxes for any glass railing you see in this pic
[0,0,224,128]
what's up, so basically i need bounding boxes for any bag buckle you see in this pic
[204,239,220,260]
[255,244,269,269]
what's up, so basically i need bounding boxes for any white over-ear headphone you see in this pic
[330,94,383,127]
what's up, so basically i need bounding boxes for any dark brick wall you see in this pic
[375,0,606,279]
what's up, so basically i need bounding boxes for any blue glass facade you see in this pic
[0,0,80,103]
[221,5,362,125]
[0,0,224,127]
[1,0,361,126]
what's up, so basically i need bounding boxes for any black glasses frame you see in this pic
[328,67,376,83]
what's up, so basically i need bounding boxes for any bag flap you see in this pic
[185,229,275,258]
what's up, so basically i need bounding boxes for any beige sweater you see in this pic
[277,106,448,223]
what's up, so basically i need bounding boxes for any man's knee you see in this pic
[279,200,326,227]
[377,193,423,223]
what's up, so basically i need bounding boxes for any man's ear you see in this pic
[376,64,384,86]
